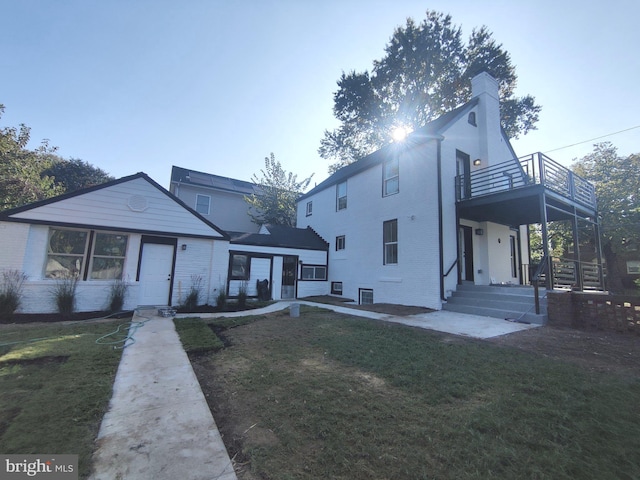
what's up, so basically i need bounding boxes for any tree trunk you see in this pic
[603,242,624,293]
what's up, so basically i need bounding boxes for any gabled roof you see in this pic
[0,172,230,240]
[299,98,479,201]
[171,165,260,195]
[228,225,329,251]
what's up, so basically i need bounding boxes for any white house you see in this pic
[296,72,602,311]
[0,173,230,313]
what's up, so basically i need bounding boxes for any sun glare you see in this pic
[391,126,412,142]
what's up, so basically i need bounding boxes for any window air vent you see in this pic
[127,195,149,212]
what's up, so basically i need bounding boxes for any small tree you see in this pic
[244,153,313,227]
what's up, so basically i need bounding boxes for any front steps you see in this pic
[443,284,548,325]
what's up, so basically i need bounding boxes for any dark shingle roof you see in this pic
[299,98,478,201]
[171,166,260,195]
[228,225,328,251]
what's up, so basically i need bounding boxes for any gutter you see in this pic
[437,138,446,302]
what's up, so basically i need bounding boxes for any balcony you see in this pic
[455,153,597,226]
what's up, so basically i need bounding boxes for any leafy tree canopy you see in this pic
[0,104,113,211]
[320,10,541,172]
[572,142,640,291]
[244,153,313,227]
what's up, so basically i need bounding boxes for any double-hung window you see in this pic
[45,228,128,280]
[195,194,211,215]
[383,219,398,265]
[336,235,346,251]
[306,201,313,216]
[336,181,347,211]
[383,158,399,196]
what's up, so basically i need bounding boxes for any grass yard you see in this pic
[183,307,640,480]
[0,319,127,478]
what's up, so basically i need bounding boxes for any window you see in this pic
[195,194,211,215]
[336,181,347,211]
[301,265,327,280]
[468,111,477,126]
[331,281,343,295]
[336,235,345,251]
[306,201,313,216]
[90,233,128,279]
[46,229,89,278]
[627,261,640,275]
[230,254,250,279]
[359,288,373,305]
[383,158,399,196]
[383,219,398,265]
[45,228,128,280]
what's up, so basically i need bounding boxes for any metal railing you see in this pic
[552,258,604,291]
[456,152,597,210]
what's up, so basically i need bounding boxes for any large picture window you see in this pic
[383,219,398,265]
[230,254,250,280]
[46,228,128,280]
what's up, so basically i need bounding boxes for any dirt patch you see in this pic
[302,295,434,316]
[487,325,640,377]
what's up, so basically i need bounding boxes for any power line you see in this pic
[543,125,640,154]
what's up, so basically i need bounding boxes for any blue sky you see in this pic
[2,0,638,189]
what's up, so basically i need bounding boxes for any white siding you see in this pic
[9,177,225,239]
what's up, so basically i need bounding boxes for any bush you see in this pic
[635,278,640,290]
[237,281,248,308]
[216,287,227,309]
[0,270,28,320]
[182,275,203,311]
[108,278,129,312]
[52,274,79,316]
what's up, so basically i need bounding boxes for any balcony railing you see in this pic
[456,152,597,211]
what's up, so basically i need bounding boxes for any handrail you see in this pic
[443,258,458,278]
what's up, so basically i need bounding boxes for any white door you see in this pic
[138,243,174,306]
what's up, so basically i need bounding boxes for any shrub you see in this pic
[0,270,28,320]
[52,274,79,316]
[216,287,227,309]
[108,278,129,312]
[182,275,203,311]
[237,281,248,308]
[635,278,640,290]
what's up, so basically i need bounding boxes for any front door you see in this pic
[138,242,175,306]
[459,226,474,282]
[281,255,298,299]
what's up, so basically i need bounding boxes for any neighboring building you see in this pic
[0,173,230,313]
[296,72,602,310]
[169,166,261,233]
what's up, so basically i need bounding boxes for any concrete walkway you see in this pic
[90,308,237,480]
[91,302,538,479]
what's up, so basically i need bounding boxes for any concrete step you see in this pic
[446,295,547,314]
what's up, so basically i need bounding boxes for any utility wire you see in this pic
[543,125,640,154]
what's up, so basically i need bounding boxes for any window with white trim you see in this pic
[383,219,398,265]
[336,181,347,211]
[301,265,327,280]
[331,281,343,295]
[306,201,313,216]
[336,235,345,251]
[45,228,128,280]
[195,194,211,215]
[383,158,399,196]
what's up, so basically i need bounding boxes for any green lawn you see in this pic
[0,319,127,478]
[184,307,640,480]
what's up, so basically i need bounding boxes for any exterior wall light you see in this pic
[475,228,484,236]
[181,244,187,251]
[473,159,482,166]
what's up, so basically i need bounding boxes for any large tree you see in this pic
[244,153,313,227]
[572,142,640,292]
[320,11,541,172]
[0,104,113,210]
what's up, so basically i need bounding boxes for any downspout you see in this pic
[437,138,446,302]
